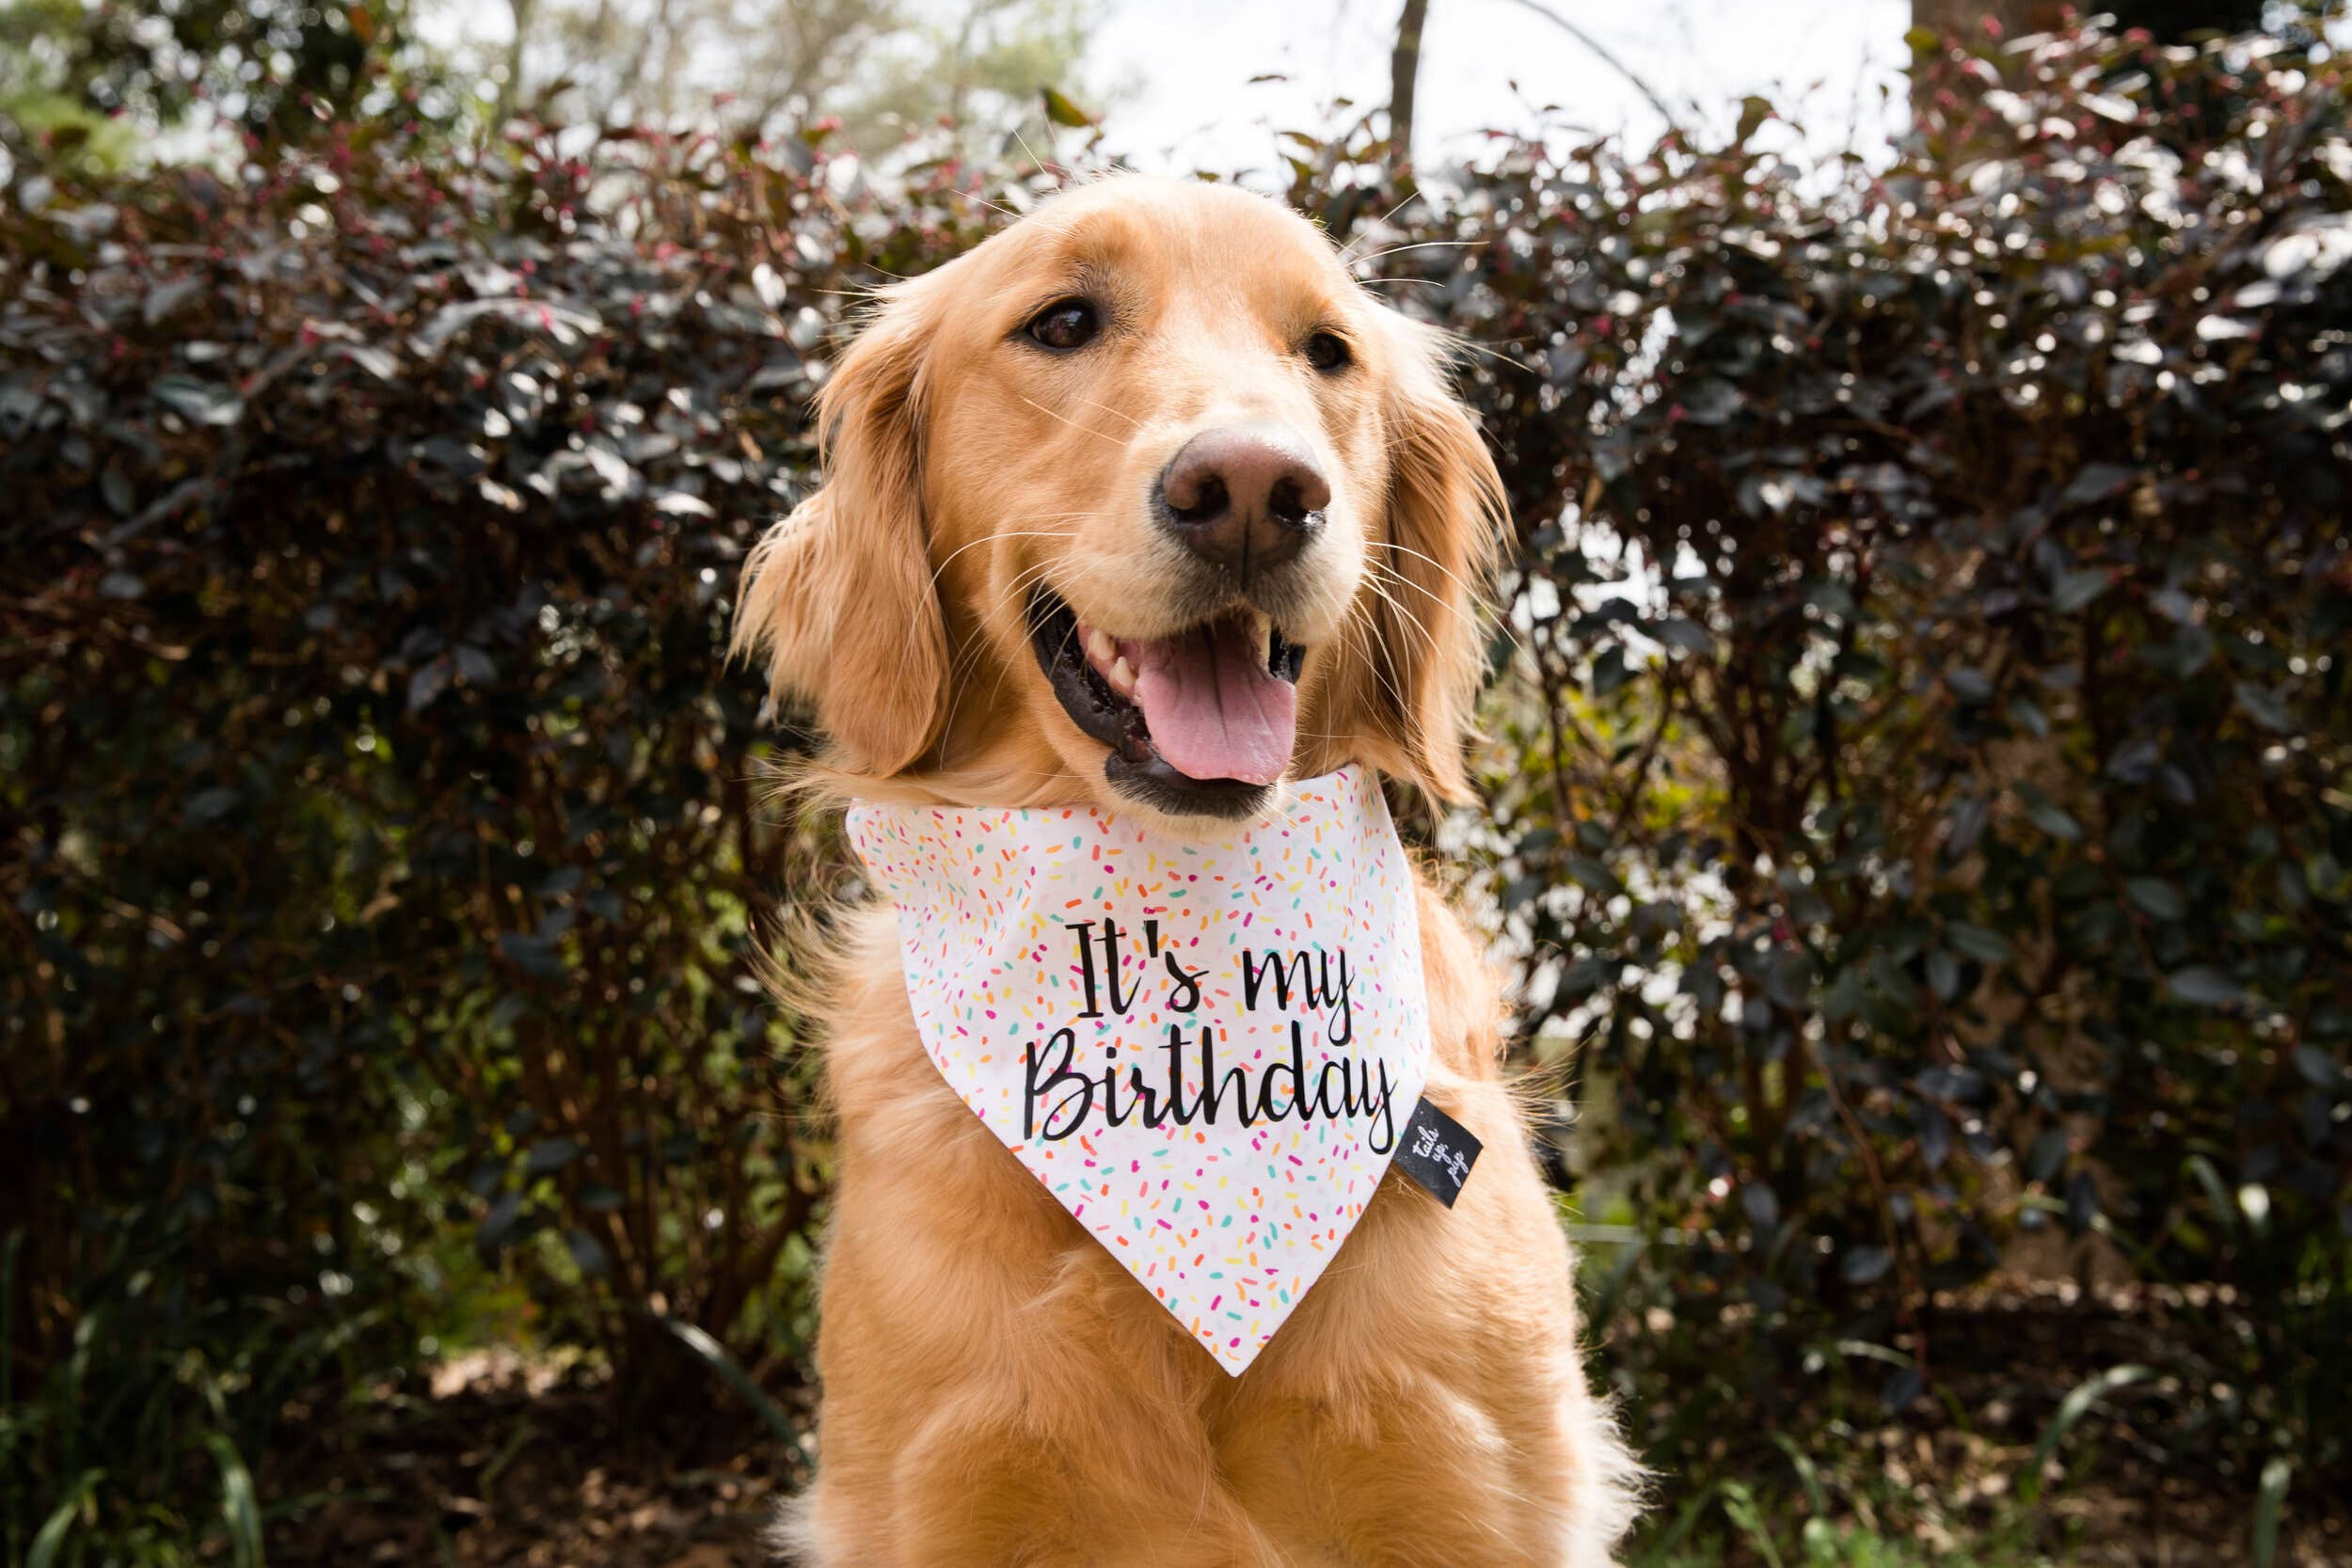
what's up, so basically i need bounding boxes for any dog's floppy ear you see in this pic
[732,276,950,777]
[1327,311,1504,803]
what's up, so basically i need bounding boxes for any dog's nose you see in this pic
[1154,424,1330,578]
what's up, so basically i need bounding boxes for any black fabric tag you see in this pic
[1391,1095,1481,1207]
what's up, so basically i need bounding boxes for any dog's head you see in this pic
[734,176,1502,825]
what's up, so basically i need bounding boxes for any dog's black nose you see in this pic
[1154,424,1330,578]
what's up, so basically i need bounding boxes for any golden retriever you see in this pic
[734,175,1638,1567]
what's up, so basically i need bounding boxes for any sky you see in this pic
[416,0,1916,172]
[1089,0,1914,175]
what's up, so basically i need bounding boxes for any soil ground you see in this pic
[262,1326,2351,1568]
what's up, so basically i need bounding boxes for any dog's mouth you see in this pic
[1027,584,1307,817]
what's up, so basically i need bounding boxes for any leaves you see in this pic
[648,1314,800,1449]
[526,1137,584,1175]
[27,1473,98,1568]
[1840,1245,1893,1285]
[1039,87,1098,128]
[475,1192,526,1267]
[204,1434,263,1568]
[2052,566,2113,613]
[2023,1365,2153,1505]
[2125,878,2186,922]
[2254,1456,2294,1568]
[2234,681,2293,733]
[2165,966,2249,1008]
[1946,924,2015,967]
[10,18,2352,1544]
[151,373,245,427]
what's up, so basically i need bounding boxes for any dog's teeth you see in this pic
[1248,610,1275,659]
[1086,627,1118,665]
[1109,656,1136,694]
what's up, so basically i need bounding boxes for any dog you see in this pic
[733,174,1639,1567]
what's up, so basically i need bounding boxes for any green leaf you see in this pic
[28,1472,100,1568]
[1718,1480,1785,1568]
[2,1228,21,1407]
[577,1181,626,1212]
[2185,1154,2237,1242]
[1040,87,1098,128]
[647,1313,798,1448]
[1927,949,1961,1002]
[2234,681,2292,733]
[565,1227,612,1279]
[206,1434,263,1568]
[1841,1244,1892,1284]
[1735,94,1772,144]
[499,932,566,981]
[2022,796,2083,843]
[475,1191,525,1265]
[2125,878,2186,921]
[1947,923,2014,966]
[2292,1047,2344,1090]
[525,1136,583,1175]
[2023,1364,2153,1505]
[1565,856,1620,895]
[1656,616,1712,655]
[2165,965,2247,1008]
[2253,1455,2293,1568]
[2052,567,2113,613]
[153,372,246,426]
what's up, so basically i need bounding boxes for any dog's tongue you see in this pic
[1130,618,1296,786]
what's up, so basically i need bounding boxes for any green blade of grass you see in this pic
[2022,1363,2152,1506]
[1770,1432,1828,1518]
[2252,1454,2292,1568]
[645,1313,798,1449]
[206,1434,263,1568]
[1718,1480,1785,1568]
[2184,1155,2236,1243]
[2,1228,21,1408]
[28,1472,100,1568]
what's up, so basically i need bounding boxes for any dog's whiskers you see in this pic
[1020,395,1123,445]
[1068,394,1141,431]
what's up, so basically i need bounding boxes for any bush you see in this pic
[3,13,2346,1558]
[0,120,1009,1554]
[1331,19,2350,1493]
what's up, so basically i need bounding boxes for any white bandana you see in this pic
[848,768,1432,1374]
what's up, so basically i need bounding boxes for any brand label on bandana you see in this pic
[1391,1095,1482,1208]
[848,768,1431,1374]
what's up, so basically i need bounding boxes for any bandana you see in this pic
[848,768,1431,1374]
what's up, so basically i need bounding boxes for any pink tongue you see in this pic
[1129,622,1296,786]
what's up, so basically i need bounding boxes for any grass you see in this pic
[1631,1481,2058,1568]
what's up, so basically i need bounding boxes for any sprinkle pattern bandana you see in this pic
[848,768,1432,1374]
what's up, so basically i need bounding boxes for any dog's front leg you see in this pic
[870,1388,1270,1568]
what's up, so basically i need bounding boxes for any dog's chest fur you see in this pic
[783,881,1638,1568]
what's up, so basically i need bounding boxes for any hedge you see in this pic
[3,14,2348,1557]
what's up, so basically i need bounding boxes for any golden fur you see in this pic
[734,175,1639,1566]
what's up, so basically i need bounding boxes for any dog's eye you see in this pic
[1026,299,1101,351]
[1304,331,1351,372]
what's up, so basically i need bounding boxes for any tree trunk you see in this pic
[495,0,535,127]
[1389,0,1430,166]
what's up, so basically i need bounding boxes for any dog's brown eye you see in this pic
[1305,331,1351,372]
[1026,299,1101,351]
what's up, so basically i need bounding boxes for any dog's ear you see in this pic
[732,277,950,777]
[1326,312,1504,803]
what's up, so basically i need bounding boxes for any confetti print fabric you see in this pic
[847,768,1431,1374]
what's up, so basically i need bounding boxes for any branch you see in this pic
[1390,0,1432,160]
[1490,0,1679,129]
